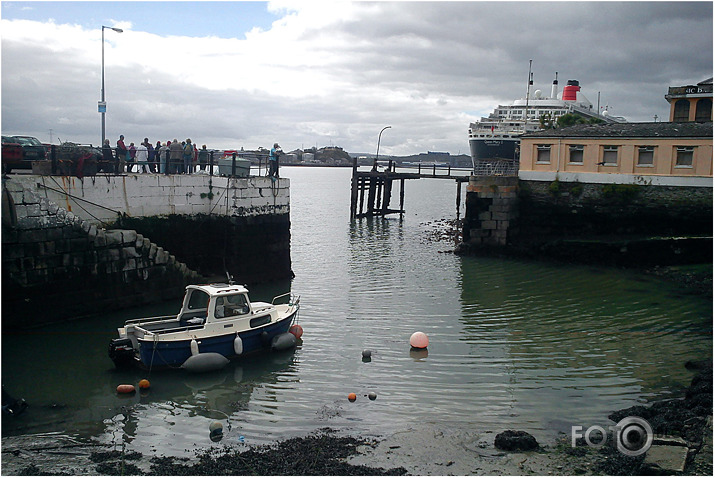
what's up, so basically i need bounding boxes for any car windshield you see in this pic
[14,137,42,146]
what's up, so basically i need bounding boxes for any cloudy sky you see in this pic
[1,1,712,155]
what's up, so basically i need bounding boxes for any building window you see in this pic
[568,145,584,164]
[673,99,690,122]
[637,146,655,166]
[536,144,551,163]
[601,146,618,166]
[675,146,694,167]
[695,98,712,122]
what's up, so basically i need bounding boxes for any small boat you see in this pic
[108,283,300,370]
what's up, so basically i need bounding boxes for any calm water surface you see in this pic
[2,166,712,456]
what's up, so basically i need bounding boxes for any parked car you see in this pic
[1,135,46,173]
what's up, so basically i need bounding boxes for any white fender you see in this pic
[233,335,243,355]
[190,339,199,356]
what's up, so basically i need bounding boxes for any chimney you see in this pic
[551,72,558,99]
[563,79,580,101]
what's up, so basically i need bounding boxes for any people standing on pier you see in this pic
[102,139,114,173]
[159,142,169,174]
[116,135,127,173]
[135,141,149,173]
[183,139,194,174]
[198,145,208,171]
[127,142,136,173]
[269,143,282,178]
[145,138,155,173]
[154,140,162,172]
[170,139,183,174]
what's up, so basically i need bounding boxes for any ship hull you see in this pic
[469,138,518,161]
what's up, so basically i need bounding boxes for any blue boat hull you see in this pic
[136,311,297,369]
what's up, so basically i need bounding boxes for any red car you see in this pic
[2,135,47,173]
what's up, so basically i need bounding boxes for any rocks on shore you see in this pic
[494,430,540,452]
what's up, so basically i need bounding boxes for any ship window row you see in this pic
[537,144,699,168]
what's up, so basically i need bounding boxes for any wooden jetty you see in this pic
[350,159,469,218]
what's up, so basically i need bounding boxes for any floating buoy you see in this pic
[116,384,136,394]
[233,335,243,355]
[289,324,303,339]
[138,379,150,390]
[368,392,377,401]
[271,332,297,351]
[209,421,223,435]
[409,331,429,349]
[181,353,229,373]
[348,393,357,402]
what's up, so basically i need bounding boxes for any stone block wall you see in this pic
[462,176,519,246]
[2,180,200,330]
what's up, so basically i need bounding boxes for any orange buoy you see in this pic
[138,379,151,390]
[116,384,136,394]
[289,324,303,339]
[348,393,357,402]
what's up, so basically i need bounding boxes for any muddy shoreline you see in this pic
[3,362,711,476]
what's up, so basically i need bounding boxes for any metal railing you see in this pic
[472,159,520,177]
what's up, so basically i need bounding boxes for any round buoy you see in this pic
[209,421,223,434]
[116,384,136,394]
[348,393,357,402]
[409,331,429,349]
[289,324,303,339]
[362,349,372,358]
[138,379,151,390]
[368,392,377,401]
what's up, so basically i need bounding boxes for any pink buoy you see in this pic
[409,331,429,349]
[289,324,303,339]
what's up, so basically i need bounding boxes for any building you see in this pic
[665,77,713,122]
[518,121,712,186]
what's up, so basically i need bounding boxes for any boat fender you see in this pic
[260,331,270,346]
[289,324,303,339]
[233,335,243,355]
[271,332,297,351]
[181,353,229,373]
[116,384,136,394]
[190,339,199,356]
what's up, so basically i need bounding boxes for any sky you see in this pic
[1,1,712,156]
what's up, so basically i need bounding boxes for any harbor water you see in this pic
[2,166,712,457]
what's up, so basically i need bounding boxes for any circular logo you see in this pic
[615,416,653,456]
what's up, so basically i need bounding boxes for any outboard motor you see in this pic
[108,338,135,369]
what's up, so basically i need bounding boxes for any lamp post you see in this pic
[375,125,391,169]
[100,25,123,146]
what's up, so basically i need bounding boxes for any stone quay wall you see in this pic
[460,177,713,266]
[2,174,291,329]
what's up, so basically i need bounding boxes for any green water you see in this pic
[2,166,711,456]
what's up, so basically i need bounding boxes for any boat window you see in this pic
[214,294,250,319]
[187,290,209,310]
[250,315,271,328]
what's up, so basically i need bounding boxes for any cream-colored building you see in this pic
[519,78,713,187]
[518,121,712,187]
[665,77,712,122]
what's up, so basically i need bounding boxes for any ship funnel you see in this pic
[551,72,558,99]
[563,79,581,101]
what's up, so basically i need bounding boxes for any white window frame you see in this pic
[601,145,619,166]
[536,144,551,164]
[675,146,694,168]
[637,146,655,167]
[568,145,584,164]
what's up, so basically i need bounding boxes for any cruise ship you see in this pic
[468,67,626,164]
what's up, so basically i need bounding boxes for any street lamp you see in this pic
[375,125,391,168]
[100,25,123,146]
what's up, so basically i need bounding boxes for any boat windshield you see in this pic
[215,294,250,318]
